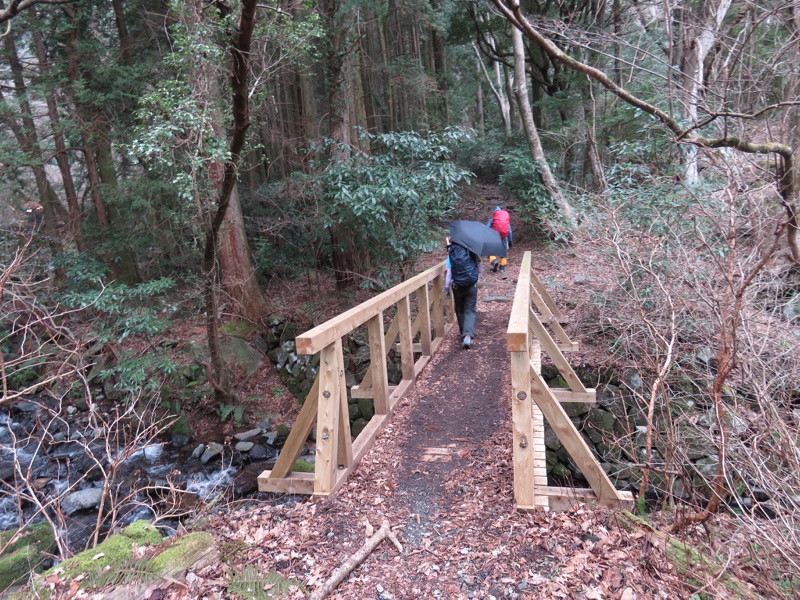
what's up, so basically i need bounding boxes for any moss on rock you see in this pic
[52,521,163,579]
[148,532,215,576]
[0,522,56,592]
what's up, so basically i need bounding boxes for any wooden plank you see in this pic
[530,269,567,322]
[336,341,353,469]
[529,281,556,323]
[529,284,577,350]
[397,296,415,382]
[548,319,578,350]
[350,384,397,399]
[296,261,446,355]
[352,305,405,396]
[431,272,446,342]
[413,354,431,378]
[268,375,319,479]
[529,307,587,393]
[529,339,549,510]
[388,378,414,410]
[367,312,389,414]
[510,349,536,510]
[257,471,314,495]
[529,366,623,506]
[314,342,342,495]
[350,414,389,465]
[418,285,432,357]
[507,252,532,352]
[552,389,596,403]
[556,341,580,353]
[542,487,634,511]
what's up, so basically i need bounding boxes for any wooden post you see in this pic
[418,285,432,357]
[314,341,342,495]
[397,296,414,383]
[367,312,389,414]
[511,348,536,509]
[431,272,446,342]
[336,341,353,468]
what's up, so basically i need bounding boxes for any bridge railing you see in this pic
[259,261,454,496]
[508,251,633,510]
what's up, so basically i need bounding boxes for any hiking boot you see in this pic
[499,265,506,273]
[462,335,471,349]
[491,261,499,272]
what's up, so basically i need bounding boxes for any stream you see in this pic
[0,395,288,553]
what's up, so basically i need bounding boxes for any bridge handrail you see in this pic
[506,251,532,352]
[506,250,633,510]
[259,259,454,496]
[296,261,448,355]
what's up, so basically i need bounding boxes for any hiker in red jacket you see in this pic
[487,205,512,273]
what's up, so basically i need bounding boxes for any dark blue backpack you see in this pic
[449,242,479,287]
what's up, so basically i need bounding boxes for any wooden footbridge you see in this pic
[259,252,633,511]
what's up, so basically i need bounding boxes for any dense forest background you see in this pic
[2,0,800,596]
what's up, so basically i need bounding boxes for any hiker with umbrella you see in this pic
[445,220,507,349]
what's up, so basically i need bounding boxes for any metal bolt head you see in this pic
[323,390,331,399]
[516,391,527,400]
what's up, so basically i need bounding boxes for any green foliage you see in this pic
[251,128,472,286]
[226,565,307,599]
[218,403,246,425]
[57,265,174,344]
[51,254,178,397]
[291,459,315,473]
[498,146,561,227]
[99,350,177,396]
[309,127,473,284]
[455,129,507,181]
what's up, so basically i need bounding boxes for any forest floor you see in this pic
[167,185,700,600]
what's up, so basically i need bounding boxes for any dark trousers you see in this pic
[453,282,478,338]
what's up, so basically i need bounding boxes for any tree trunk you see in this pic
[201,0,260,401]
[321,0,362,288]
[472,40,511,137]
[2,31,64,279]
[64,8,140,283]
[510,23,576,233]
[218,184,268,321]
[679,0,734,183]
[31,22,84,252]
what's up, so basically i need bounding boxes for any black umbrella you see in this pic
[448,220,507,258]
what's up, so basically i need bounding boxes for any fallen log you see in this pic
[619,510,759,599]
[309,519,403,600]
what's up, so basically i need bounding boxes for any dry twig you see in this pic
[309,519,403,600]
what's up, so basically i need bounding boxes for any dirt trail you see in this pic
[391,270,516,546]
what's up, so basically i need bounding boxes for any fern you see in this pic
[84,556,156,589]
[226,565,306,599]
